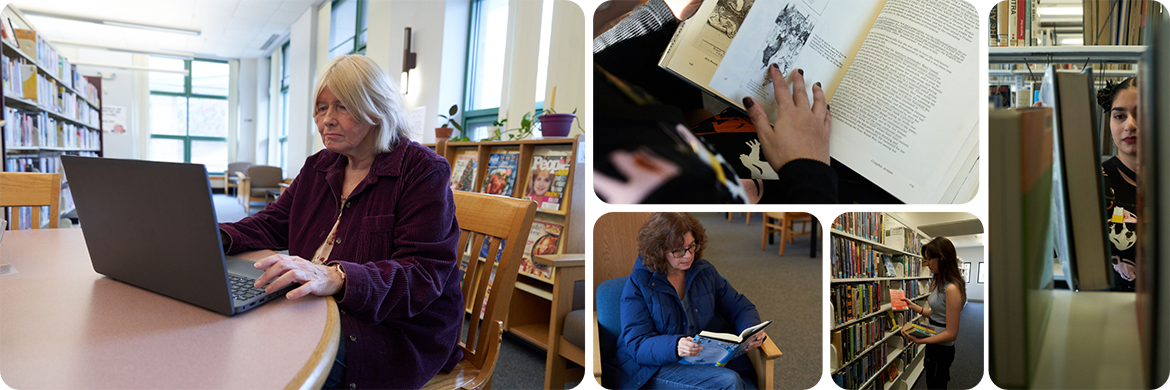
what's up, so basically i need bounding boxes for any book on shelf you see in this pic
[523,147,571,212]
[989,106,1055,388]
[883,256,897,278]
[904,322,937,339]
[658,0,978,203]
[1083,0,1149,45]
[831,235,881,279]
[1046,68,1113,291]
[518,220,563,282]
[831,282,881,325]
[449,148,478,191]
[996,1,1008,47]
[481,148,519,196]
[889,289,908,310]
[832,343,889,389]
[679,320,772,366]
[831,315,891,369]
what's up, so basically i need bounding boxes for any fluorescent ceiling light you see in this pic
[1038,6,1083,16]
[18,8,201,36]
[50,38,195,59]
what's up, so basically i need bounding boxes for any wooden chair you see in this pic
[594,276,782,389]
[0,172,62,229]
[237,165,283,214]
[536,254,586,390]
[223,161,251,196]
[422,192,536,390]
[761,212,813,256]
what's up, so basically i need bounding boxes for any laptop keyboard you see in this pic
[229,274,271,301]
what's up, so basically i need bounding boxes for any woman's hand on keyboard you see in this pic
[252,254,344,299]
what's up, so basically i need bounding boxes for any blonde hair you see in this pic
[313,55,410,153]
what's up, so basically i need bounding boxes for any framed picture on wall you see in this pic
[978,262,986,284]
[960,261,971,282]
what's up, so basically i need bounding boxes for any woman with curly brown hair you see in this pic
[610,212,767,389]
[1097,77,1139,291]
[900,237,968,389]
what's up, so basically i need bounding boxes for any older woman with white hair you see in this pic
[218,54,464,389]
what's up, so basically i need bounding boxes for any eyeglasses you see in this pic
[670,243,698,258]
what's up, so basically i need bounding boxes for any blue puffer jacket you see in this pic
[610,256,760,389]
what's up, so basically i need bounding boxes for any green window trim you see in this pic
[330,0,369,56]
[148,58,229,175]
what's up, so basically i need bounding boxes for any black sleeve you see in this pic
[593,0,677,57]
[771,159,839,204]
[593,0,703,111]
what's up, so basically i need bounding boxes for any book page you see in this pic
[660,0,761,99]
[708,0,886,117]
[827,0,979,203]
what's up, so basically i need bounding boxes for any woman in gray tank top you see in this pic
[899,237,968,389]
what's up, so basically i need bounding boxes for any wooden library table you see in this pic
[0,229,339,389]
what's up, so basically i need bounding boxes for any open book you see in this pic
[679,320,772,366]
[659,0,979,203]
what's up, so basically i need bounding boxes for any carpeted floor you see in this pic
[911,301,984,390]
[695,213,823,389]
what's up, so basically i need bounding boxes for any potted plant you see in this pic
[436,104,463,141]
[538,108,578,138]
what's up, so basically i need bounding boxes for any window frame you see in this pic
[148,58,230,174]
[461,0,553,141]
[329,0,368,57]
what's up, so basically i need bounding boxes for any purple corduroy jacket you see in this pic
[218,140,463,389]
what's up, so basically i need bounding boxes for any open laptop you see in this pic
[61,156,293,315]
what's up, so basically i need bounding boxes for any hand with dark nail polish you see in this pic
[742,63,831,172]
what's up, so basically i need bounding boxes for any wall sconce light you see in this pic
[402,27,417,95]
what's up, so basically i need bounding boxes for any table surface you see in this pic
[0,228,339,389]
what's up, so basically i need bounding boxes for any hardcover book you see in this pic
[659,0,979,203]
[679,320,773,366]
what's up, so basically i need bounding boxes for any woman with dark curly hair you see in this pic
[611,212,767,389]
[900,237,967,390]
[1097,77,1139,291]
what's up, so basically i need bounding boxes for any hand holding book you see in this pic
[743,65,831,173]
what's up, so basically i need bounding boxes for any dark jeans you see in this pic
[924,319,955,390]
[644,363,756,390]
[322,332,348,389]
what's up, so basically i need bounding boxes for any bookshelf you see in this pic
[441,135,583,350]
[830,212,933,390]
[1,4,103,229]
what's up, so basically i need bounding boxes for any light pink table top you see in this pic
[0,229,339,389]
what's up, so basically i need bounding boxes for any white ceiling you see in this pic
[10,0,321,59]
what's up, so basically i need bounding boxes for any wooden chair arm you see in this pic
[746,337,781,390]
[532,253,584,268]
[593,312,602,382]
[463,320,503,390]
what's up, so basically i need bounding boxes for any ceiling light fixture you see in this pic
[50,38,195,59]
[19,8,201,36]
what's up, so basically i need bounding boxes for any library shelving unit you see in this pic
[437,135,583,350]
[1,4,103,229]
[829,212,933,390]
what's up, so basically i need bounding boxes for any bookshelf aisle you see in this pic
[431,135,583,350]
[1,4,103,229]
[830,212,932,390]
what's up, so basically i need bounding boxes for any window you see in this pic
[463,0,556,140]
[329,0,368,58]
[463,0,509,140]
[279,43,290,171]
[978,262,986,284]
[148,58,229,174]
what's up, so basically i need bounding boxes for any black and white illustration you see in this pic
[705,0,756,39]
[752,4,817,87]
[693,0,757,59]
